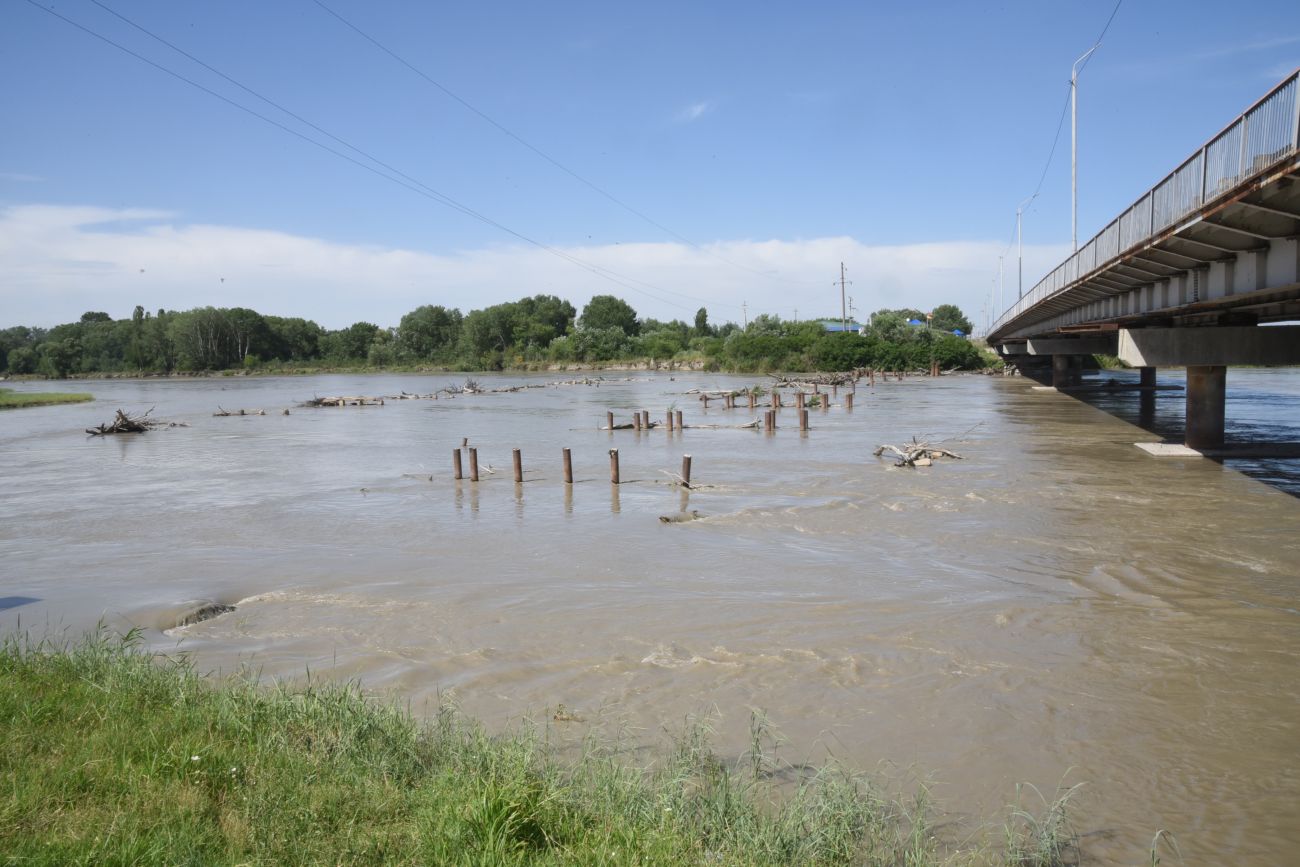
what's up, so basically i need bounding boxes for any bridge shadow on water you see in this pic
[1036,368,1300,499]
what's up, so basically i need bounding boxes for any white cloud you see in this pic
[0,203,1067,331]
[674,100,714,123]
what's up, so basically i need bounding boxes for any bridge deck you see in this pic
[989,70,1300,343]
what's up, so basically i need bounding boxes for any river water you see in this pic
[2,369,1298,863]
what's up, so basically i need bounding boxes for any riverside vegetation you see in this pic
[1,297,988,379]
[0,632,1177,866]
[0,387,93,409]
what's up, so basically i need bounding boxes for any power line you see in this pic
[310,0,809,291]
[25,0,708,314]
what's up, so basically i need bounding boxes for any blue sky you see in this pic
[2,0,1297,330]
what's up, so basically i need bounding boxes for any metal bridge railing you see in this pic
[990,69,1299,337]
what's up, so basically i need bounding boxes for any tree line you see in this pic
[0,296,982,377]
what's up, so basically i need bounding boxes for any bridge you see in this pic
[987,69,1300,453]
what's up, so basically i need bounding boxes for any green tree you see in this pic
[578,295,639,335]
[929,304,973,334]
[265,316,324,361]
[38,338,81,378]
[321,322,381,362]
[397,305,462,361]
[6,346,38,375]
[693,307,712,337]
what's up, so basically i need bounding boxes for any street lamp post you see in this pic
[1016,195,1034,299]
[1071,45,1099,254]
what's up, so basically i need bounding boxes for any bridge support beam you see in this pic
[1117,326,1300,367]
[1026,336,1117,356]
[1185,366,1226,450]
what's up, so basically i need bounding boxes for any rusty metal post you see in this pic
[562,447,573,484]
[468,447,479,482]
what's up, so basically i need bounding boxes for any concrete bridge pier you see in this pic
[1185,366,1226,449]
[1138,367,1157,429]
[1119,326,1300,452]
[1050,355,1082,389]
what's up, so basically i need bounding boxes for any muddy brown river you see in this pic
[2,369,1298,863]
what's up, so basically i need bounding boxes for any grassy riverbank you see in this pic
[0,387,93,408]
[0,634,1111,866]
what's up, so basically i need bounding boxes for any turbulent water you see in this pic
[2,369,1298,863]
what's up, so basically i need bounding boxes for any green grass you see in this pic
[0,388,93,409]
[0,633,1110,866]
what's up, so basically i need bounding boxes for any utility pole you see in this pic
[793,307,798,322]
[837,262,852,332]
[742,300,748,329]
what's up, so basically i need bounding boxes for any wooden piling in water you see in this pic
[681,454,692,488]
[512,448,523,483]
[747,392,755,409]
[607,411,614,431]
[675,409,683,430]
[469,447,479,482]
[453,448,463,480]
[800,409,809,431]
[609,448,620,484]
[796,391,805,409]
[771,390,779,408]
[845,393,854,410]
[642,410,651,429]
[870,369,876,387]
[822,392,830,411]
[667,409,674,431]
[562,447,573,484]
[633,412,642,431]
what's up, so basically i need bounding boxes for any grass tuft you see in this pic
[0,632,1150,865]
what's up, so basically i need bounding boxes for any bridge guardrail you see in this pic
[990,69,1299,337]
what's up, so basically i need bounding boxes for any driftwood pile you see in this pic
[873,438,963,468]
[85,408,179,436]
[771,371,860,388]
[301,396,385,407]
[214,407,272,416]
